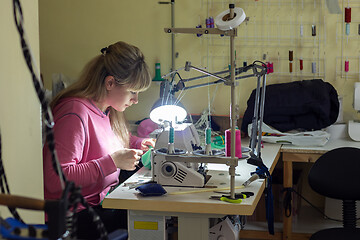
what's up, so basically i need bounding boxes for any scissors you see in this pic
[209,195,243,204]
[213,191,254,198]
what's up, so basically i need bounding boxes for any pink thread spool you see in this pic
[225,129,242,158]
[266,62,271,74]
[345,60,349,72]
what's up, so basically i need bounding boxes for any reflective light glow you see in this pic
[149,105,187,124]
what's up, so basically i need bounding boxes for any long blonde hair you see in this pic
[51,41,151,147]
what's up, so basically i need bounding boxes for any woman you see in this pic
[43,41,155,239]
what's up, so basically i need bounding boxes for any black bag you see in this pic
[241,79,339,134]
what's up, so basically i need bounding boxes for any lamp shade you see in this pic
[149,95,187,125]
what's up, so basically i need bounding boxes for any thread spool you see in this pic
[289,51,294,61]
[196,24,202,37]
[312,25,316,36]
[299,58,303,71]
[270,62,274,73]
[169,126,174,143]
[345,7,351,23]
[300,24,304,37]
[345,60,349,72]
[289,62,293,73]
[243,61,247,67]
[346,23,350,35]
[167,126,175,154]
[153,63,163,81]
[312,62,317,73]
[225,129,242,158]
[206,18,211,28]
[209,17,214,28]
[205,127,212,145]
[215,6,246,31]
[266,62,271,74]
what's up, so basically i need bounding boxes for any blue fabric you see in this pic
[135,182,167,196]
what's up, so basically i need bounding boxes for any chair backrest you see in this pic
[308,147,360,200]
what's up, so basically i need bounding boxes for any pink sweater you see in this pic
[43,97,143,210]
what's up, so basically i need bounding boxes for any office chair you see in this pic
[308,147,360,240]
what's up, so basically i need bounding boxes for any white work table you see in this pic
[102,142,281,240]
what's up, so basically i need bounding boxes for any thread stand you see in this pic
[164,5,239,199]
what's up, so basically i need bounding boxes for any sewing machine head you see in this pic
[150,123,212,187]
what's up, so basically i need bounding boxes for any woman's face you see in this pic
[104,76,139,112]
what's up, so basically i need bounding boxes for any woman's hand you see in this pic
[110,149,143,170]
[140,138,156,151]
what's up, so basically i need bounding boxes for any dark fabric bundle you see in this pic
[241,79,339,134]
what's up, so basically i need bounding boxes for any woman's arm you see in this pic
[43,113,117,194]
[129,134,156,150]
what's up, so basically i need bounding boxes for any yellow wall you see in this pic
[39,0,360,124]
[0,1,43,222]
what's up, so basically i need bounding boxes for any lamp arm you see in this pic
[182,68,230,82]
[161,67,185,79]
[171,62,267,93]
[182,79,225,91]
[186,63,229,82]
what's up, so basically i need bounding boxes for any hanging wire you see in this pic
[283,187,360,222]
[12,0,65,188]
[207,68,212,129]
[12,1,108,238]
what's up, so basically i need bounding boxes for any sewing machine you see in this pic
[150,123,210,187]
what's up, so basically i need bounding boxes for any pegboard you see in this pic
[336,0,360,79]
[198,0,326,82]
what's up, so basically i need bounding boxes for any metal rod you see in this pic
[171,0,175,72]
[257,74,267,157]
[182,69,253,82]
[235,74,256,80]
[229,32,236,200]
[182,69,230,82]
[250,76,262,154]
[183,80,224,91]
[189,65,229,82]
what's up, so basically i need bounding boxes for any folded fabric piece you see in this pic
[241,79,339,134]
[248,122,330,146]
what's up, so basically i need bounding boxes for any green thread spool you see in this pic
[153,63,164,81]
[169,127,174,143]
[206,127,212,145]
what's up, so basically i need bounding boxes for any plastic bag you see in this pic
[248,123,330,146]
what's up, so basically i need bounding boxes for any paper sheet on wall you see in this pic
[326,0,341,14]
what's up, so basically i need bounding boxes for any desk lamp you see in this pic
[150,60,268,166]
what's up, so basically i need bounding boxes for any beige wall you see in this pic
[39,0,360,124]
[0,1,43,222]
